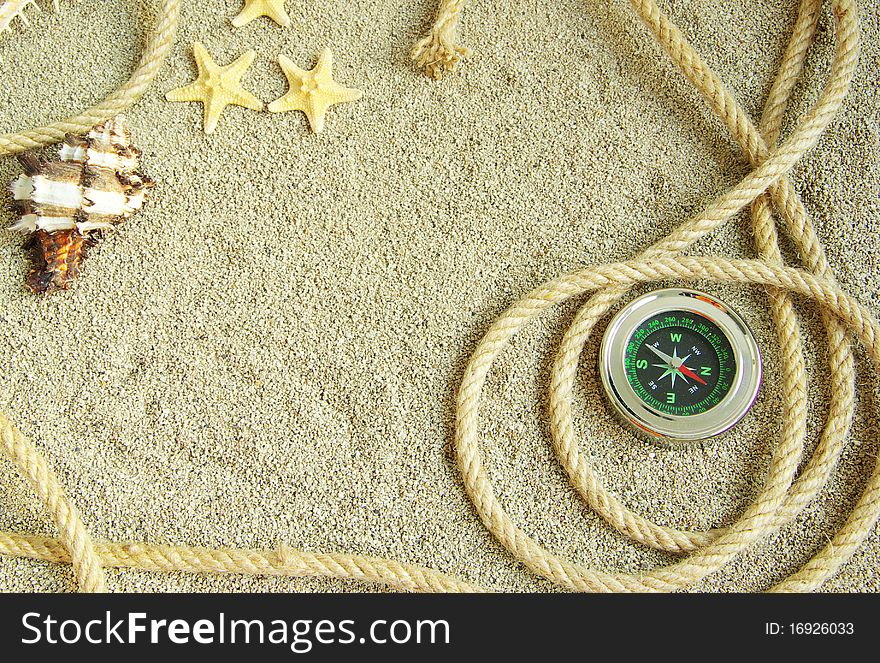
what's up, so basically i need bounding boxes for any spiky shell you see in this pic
[9,115,153,235]
[24,229,91,294]
[7,115,153,294]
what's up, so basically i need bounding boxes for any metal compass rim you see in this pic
[598,288,763,442]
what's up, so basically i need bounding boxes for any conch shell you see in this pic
[8,115,154,294]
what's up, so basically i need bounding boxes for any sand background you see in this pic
[0,0,878,592]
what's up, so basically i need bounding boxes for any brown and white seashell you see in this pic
[8,115,154,294]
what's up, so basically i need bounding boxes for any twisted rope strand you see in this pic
[0,0,180,155]
[0,415,106,591]
[547,0,857,557]
[2,261,877,591]
[433,0,872,592]
[0,531,481,592]
[457,256,879,592]
[746,0,857,559]
[0,0,180,589]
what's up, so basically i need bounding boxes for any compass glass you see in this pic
[624,310,736,417]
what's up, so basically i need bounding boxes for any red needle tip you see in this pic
[679,364,708,386]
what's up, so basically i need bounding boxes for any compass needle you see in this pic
[646,343,676,365]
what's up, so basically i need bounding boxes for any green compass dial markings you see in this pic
[623,311,737,417]
[600,289,762,440]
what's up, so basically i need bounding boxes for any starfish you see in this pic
[231,0,291,28]
[165,42,263,135]
[268,48,363,133]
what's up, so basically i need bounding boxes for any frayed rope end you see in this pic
[411,29,471,80]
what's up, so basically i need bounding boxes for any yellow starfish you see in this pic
[165,42,263,135]
[231,0,290,28]
[268,49,363,134]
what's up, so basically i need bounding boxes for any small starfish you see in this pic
[231,0,291,28]
[268,48,363,133]
[165,42,263,135]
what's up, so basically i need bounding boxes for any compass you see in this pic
[599,288,762,441]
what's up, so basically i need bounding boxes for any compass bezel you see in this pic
[599,288,762,441]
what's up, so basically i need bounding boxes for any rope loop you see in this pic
[449,0,870,592]
[0,0,180,590]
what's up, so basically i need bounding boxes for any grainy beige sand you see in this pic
[0,0,878,592]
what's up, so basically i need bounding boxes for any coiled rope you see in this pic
[0,0,180,156]
[0,0,876,592]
